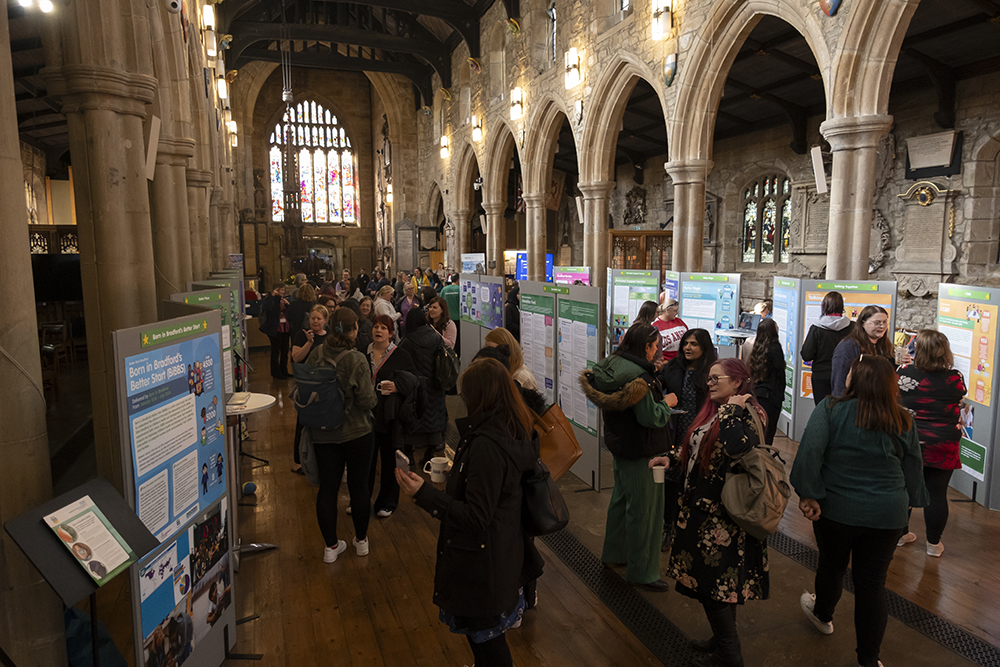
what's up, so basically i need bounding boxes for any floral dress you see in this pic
[666,403,770,604]
[897,366,967,469]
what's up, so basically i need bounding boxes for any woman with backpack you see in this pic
[648,358,770,667]
[289,304,330,475]
[310,308,378,563]
[581,324,674,592]
[746,318,785,446]
[395,358,542,667]
[792,355,927,667]
[396,308,449,467]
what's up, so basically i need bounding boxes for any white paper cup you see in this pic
[652,465,666,483]
[423,456,450,483]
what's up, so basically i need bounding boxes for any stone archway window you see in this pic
[269,100,359,225]
[741,174,791,264]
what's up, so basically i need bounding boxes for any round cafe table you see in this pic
[226,392,278,564]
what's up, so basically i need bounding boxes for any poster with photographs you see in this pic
[138,500,231,667]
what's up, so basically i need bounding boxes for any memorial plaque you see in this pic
[394,218,417,271]
[804,191,830,250]
[893,181,959,295]
[907,131,957,170]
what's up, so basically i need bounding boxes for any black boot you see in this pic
[690,604,743,667]
[688,637,717,653]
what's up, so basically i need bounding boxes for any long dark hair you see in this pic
[845,305,893,359]
[747,319,780,385]
[634,300,659,326]
[325,308,358,348]
[427,296,451,332]
[405,306,428,335]
[461,358,534,440]
[830,355,912,434]
[614,323,659,360]
[682,358,767,474]
[679,328,717,387]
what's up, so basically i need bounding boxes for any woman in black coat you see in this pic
[396,358,542,667]
[746,318,785,446]
[800,291,853,404]
[396,308,449,465]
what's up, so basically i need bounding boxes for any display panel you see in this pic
[557,299,600,436]
[772,278,799,420]
[520,291,557,405]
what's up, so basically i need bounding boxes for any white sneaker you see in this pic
[323,540,347,563]
[800,591,834,635]
[858,662,883,667]
[926,541,945,557]
[353,537,370,556]
[510,616,522,629]
[376,509,393,518]
[897,532,916,547]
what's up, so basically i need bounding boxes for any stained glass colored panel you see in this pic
[299,147,313,223]
[269,145,284,221]
[342,151,355,223]
[328,150,342,222]
[761,199,776,263]
[780,199,791,263]
[313,150,327,223]
[742,201,757,263]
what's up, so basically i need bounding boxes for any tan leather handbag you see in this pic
[532,403,583,481]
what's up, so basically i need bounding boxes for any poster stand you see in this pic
[676,272,742,357]
[519,281,562,406]
[4,477,159,667]
[607,269,661,354]
[457,273,506,373]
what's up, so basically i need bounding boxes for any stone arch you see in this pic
[454,142,481,214]
[523,94,577,196]
[482,119,520,207]
[426,180,445,225]
[669,0,832,162]
[829,0,919,119]
[366,72,418,221]
[579,54,668,184]
[963,128,1000,278]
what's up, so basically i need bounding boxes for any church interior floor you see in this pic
[88,349,1000,665]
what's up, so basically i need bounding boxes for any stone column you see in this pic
[665,159,713,272]
[209,184,223,269]
[523,193,547,282]
[186,169,212,280]
[578,181,615,291]
[455,207,472,262]
[149,136,195,306]
[820,115,893,280]
[0,6,67,664]
[483,201,506,277]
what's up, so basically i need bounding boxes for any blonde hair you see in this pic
[296,284,317,302]
[377,285,395,300]
[484,327,524,373]
[309,304,330,321]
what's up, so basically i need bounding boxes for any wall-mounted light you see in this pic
[510,87,523,121]
[386,183,393,204]
[227,120,238,134]
[202,4,216,30]
[216,76,229,100]
[230,133,238,148]
[471,115,482,142]
[440,135,450,159]
[222,109,232,126]
[564,48,581,89]
[652,0,672,40]
[205,30,218,58]
[574,99,584,123]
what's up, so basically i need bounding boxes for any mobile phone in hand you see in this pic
[395,450,410,471]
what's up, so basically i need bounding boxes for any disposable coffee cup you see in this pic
[652,465,666,483]
[423,456,450,483]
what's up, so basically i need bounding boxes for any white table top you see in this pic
[716,330,755,339]
[226,392,276,415]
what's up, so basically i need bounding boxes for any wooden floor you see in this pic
[231,372,661,667]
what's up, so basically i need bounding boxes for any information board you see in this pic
[172,289,236,396]
[663,271,680,302]
[461,253,486,274]
[460,276,480,324]
[480,282,504,330]
[557,298,600,436]
[553,266,590,286]
[608,269,660,351]
[772,277,800,422]
[515,252,553,282]
[679,273,741,337]
[520,285,558,405]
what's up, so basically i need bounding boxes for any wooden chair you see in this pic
[40,323,71,365]
[40,344,59,400]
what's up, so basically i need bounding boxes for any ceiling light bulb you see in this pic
[217,77,228,100]
[227,120,238,134]
[39,0,54,12]
[18,0,32,7]
[202,4,216,31]
[205,30,217,58]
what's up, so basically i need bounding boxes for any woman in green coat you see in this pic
[581,324,674,591]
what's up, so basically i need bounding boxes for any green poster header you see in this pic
[558,299,599,326]
[619,270,652,277]
[816,282,878,291]
[959,437,986,476]
[947,287,991,301]
[521,294,555,316]
[938,315,973,330]
[182,292,223,305]
[665,271,679,280]
[776,279,796,288]
[141,319,210,348]
[544,285,570,294]
[688,274,729,282]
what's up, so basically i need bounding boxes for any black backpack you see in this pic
[290,350,349,431]
[433,340,460,390]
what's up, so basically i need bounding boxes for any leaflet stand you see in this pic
[4,477,159,667]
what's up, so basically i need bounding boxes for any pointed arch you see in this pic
[578,53,668,184]
[482,119,520,207]
[523,95,578,195]
[669,0,831,162]
[454,142,481,214]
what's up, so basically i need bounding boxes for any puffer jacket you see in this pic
[580,352,672,460]
[397,324,448,444]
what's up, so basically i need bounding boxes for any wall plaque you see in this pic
[893,181,958,296]
[394,217,417,272]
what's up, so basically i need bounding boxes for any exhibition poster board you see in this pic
[553,266,590,286]
[193,278,247,393]
[679,273,741,336]
[608,269,660,350]
[520,282,561,406]
[663,271,680,302]
[480,279,504,330]
[171,289,237,397]
[461,253,486,274]
[460,274,480,324]
[936,284,1000,507]
[788,279,897,441]
[515,252,553,282]
[772,277,800,429]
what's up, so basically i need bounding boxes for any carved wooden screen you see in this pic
[610,231,672,271]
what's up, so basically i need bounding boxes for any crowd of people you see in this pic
[260,279,966,667]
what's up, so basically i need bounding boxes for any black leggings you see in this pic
[368,429,400,512]
[761,399,781,446]
[268,332,290,377]
[314,432,375,547]
[907,467,954,544]
[466,634,512,667]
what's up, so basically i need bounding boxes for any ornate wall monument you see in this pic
[894,181,959,297]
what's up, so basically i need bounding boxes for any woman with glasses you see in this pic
[830,305,893,398]
[792,355,927,667]
[658,329,717,550]
[649,358,770,667]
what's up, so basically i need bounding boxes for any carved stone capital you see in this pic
[577,180,616,199]
[482,201,506,216]
[186,169,213,188]
[820,115,894,151]
[664,159,714,184]
[42,65,157,117]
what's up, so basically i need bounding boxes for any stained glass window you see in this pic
[267,101,360,225]
[741,173,792,264]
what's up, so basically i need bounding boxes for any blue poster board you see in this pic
[772,277,800,426]
[679,273,742,343]
[516,252,553,282]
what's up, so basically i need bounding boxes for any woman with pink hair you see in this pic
[650,357,770,667]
